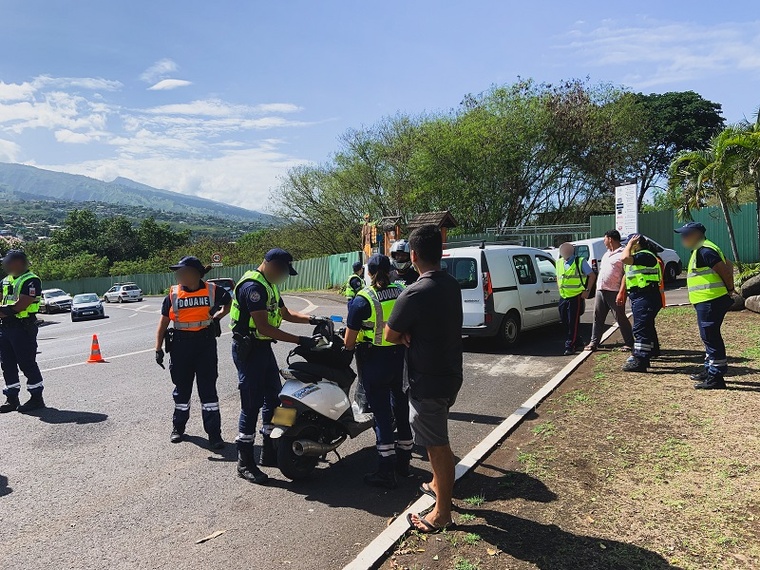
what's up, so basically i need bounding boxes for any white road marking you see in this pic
[283,295,318,314]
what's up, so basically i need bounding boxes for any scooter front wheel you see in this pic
[277,432,320,481]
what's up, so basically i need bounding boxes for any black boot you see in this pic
[364,465,398,489]
[396,449,412,478]
[17,392,45,412]
[689,369,709,381]
[170,427,184,443]
[0,394,20,413]
[622,357,648,372]
[237,445,268,484]
[259,435,277,467]
[694,374,727,390]
[208,434,225,450]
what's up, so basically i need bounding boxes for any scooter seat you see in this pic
[288,361,356,394]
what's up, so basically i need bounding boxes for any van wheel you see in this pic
[665,262,679,283]
[499,311,521,347]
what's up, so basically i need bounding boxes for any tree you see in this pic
[632,91,725,210]
[718,113,760,257]
[668,128,744,264]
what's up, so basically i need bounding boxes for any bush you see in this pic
[737,263,760,287]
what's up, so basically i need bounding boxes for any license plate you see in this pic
[83,311,94,316]
[272,407,297,427]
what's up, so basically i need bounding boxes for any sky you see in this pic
[0,1,759,213]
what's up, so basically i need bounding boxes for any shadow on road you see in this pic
[449,410,505,426]
[463,322,594,358]
[0,474,11,497]
[22,407,108,424]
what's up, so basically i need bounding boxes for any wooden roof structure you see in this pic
[406,210,458,230]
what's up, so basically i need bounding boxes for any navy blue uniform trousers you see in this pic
[558,295,584,351]
[0,320,44,396]
[695,295,733,376]
[169,330,221,436]
[629,286,661,362]
[232,338,281,449]
[358,344,413,468]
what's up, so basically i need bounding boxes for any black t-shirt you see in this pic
[695,246,723,269]
[389,267,420,287]
[161,281,232,317]
[387,270,463,399]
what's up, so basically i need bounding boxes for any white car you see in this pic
[103,283,143,303]
[39,289,73,313]
[441,244,561,347]
[547,237,683,282]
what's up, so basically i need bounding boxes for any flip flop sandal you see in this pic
[419,482,436,500]
[406,513,455,534]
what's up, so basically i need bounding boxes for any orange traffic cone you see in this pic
[87,334,107,363]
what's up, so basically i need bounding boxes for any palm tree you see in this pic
[718,112,760,257]
[668,130,743,264]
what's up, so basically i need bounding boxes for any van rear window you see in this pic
[575,245,590,261]
[441,258,478,289]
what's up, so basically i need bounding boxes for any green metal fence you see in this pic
[590,204,759,264]
[43,251,363,296]
[448,224,591,249]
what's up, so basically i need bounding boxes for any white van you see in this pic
[547,237,683,282]
[441,244,561,347]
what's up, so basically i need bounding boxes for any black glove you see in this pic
[309,315,330,326]
[155,349,165,369]
[298,336,318,349]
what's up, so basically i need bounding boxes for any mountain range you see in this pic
[0,163,277,224]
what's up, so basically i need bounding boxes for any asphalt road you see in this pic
[0,284,689,570]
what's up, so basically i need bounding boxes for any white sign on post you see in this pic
[615,182,638,238]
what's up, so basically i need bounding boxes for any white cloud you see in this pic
[42,141,311,210]
[0,139,21,162]
[33,76,123,91]
[254,103,303,114]
[0,81,36,102]
[558,19,760,88]
[54,129,100,144]
[140,58,178,83]
[147,79,193,91]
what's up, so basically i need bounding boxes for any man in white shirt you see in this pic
[585,230,634,351]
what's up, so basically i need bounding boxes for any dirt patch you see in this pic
[382,308,760,570]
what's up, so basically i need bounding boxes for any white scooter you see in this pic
[270,318,374,481]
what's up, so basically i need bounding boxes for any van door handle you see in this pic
[544,290,551,293]
[536,291,543,295]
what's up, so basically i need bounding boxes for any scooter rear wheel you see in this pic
[277,428,320,481]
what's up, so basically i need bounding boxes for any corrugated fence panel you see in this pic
[42,252,359,296]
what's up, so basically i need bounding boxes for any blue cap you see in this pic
[367,254,391,275]
[265,248,298,276]
[170,256,208,275]
[352,261,363,272]
[2,250,27,264]
[674,222,706,235]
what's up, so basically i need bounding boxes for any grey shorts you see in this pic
[409,395,456,447]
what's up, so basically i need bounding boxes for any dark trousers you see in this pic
[0,322,44,397]
[590,289,634,347]
[630,287,661,362]
[169,332,221,436]
[558,295,584,351]
[695,295,733,376]
[358,344,413,469]
[232,339,281,448]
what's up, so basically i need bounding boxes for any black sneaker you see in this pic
[689,369,709,382]
[237,449,269,484]
[0,396,19,413]
[694,375,727,390]
[364,470,398,490]
[622,357,648,372]
[17,393,45,412]
[170,428,184,443]
[208,434,225,450]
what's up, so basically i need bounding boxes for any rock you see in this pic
[744,295,760,314]
[740,274,760,298]
[729,294,745,312]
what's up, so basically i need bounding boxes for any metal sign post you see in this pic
[615,181,638,238]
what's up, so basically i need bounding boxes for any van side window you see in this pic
[536,255,557,283]
[575,245,590,261]
[441,258,478,289]
[512,255,537,285]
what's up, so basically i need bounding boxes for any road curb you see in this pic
[342,320,626,570]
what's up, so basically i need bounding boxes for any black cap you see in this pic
[265,248,298,276]
[2,250,27,264]
[170,256,208,275]
[367,254,391,274]
[352,261,363,272]
[674,222,706,235]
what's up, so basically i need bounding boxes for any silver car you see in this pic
[39,289,73,313]
[103,283,143,303]
[71,293,106,322]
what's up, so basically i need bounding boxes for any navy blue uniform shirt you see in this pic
[695,246,723,269]
[346,294,372,331]
[235,280,285,315]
